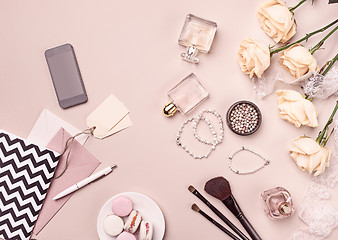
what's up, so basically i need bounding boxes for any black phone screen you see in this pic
[45,44,87,109]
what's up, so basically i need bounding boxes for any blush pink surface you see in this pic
[0,0,337,240]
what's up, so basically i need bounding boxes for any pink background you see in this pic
[0,0,337,239]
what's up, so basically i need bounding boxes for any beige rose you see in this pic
[257,0,296,43]
[280,44,319,79]
[277,89,318,127]
[290,137,330,176]
[238,38,270,78]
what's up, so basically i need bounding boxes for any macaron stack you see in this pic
[103,196,154,240]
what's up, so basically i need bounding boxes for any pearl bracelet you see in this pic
[176,109,224,159]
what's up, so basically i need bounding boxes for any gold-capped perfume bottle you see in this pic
[261,187,294,220]
[163,73,209,117]
[178,14,217,63]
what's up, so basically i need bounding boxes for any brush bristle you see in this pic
[191,204,200,212]
[188,185,196,193]
[204,176,231,201]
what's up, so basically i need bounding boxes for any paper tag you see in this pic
[100,114,133,139]
[86,94,132,139]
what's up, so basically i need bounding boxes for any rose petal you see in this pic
[278,99,303,127]
[308,148,324,173]
[313,149,328,176]
[280,45,318,79]
[264,5,292,29]
[257,0,296,43]
[290,152,298,162]
[290,101,307,123]
[276,90,318,128]
[325,148,331,167]
[284,45,315,65]
[303,99,319,127]
[281,23,296,43]
[238,38,270,78]
[293,137,320,155]
[283,90,303,101]
[289,145,305,154]
[281,59,298,78]
[279,113,301,127]
[296,154,310,170]
[276,89,285,96]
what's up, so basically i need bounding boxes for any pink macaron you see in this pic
[116,231,136,240]
[111,196,133,217]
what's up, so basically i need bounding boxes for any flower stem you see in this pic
[316,100,338,146]
[322,53,338,76]
[309,25,338,54]
[270,18,338,56]
[289,0,307,13]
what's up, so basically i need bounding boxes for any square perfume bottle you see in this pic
[178,14,217,63]
[163,73,209,117]
[261,187,294,220]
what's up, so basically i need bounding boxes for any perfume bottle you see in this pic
[261,187,294,220]
[163,73,209,117]
[178,14,217,63]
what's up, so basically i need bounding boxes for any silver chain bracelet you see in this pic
[228,146,270,175]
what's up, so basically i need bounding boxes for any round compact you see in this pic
[226,100,262,136]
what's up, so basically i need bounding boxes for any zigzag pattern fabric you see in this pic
[0,130,60,240]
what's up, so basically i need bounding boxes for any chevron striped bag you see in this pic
[0,130,60,240]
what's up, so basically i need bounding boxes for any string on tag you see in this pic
[54,126,96,179]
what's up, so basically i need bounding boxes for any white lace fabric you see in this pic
[252,71,281,100]
[253,67,338,100]
[303,66,338,99]
[292,116,338,240]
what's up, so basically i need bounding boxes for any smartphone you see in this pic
[45,43,88,109]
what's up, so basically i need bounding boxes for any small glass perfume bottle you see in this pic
[163,73,209,117]
[261,187,294,220]
[178,14,217,63]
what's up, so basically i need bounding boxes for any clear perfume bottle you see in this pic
[261,187,294,220]
[163,73,209,117]
[178,14,217,63]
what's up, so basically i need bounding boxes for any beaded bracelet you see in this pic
[228,146,270,175]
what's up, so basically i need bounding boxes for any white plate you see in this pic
[97,192,165,240]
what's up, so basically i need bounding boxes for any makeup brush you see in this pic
[189,185,249,240]
[204,177,262,240]
[191,204,241,240]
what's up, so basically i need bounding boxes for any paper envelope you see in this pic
[32,128,101,235]
[27,109,88,146]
